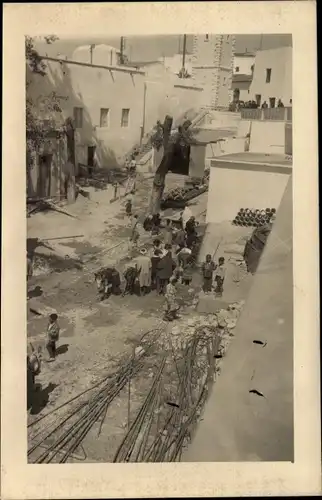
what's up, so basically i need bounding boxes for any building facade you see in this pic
[27,44,205,173]
[191,34,235,108]
[249,46,292,108]
[233,52,255,75]
[231,73,253,102]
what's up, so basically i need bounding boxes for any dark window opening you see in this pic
[266,68,272,83]
[100,108,110,127]
[121,108,130,127]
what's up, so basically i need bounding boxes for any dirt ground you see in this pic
[27,170,253,463]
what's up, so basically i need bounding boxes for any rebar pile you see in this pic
[113,325,222,463]
[27,329,161,464]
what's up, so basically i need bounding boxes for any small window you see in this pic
[266,68,272,83]
[73,107,83,128]
[235,66,240,73]
[121,108,130,128]
[100,108,110,128]
[204,34,209,42]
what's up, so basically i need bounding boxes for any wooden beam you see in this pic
[41,56,145,75]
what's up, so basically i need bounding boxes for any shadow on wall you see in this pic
[27,61,120,181]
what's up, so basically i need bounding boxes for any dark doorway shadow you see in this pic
[56,343,69,356]
[29,382,58,415]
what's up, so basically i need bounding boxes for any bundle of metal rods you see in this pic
[113,355,167,463]
[28,329,161,464]
[113,326,222,463]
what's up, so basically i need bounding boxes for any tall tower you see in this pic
[192,34,235,109]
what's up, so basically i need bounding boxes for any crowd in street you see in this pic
[94,205,226,323]
[26,203,228,373]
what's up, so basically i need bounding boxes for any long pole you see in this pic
[141,82,147,145]
[90,44,95,64]
[120,37,125,64]
[182,34,187,71]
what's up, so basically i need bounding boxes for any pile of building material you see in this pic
[161,184,208,210]
[232,208,276,227]
[113,302,245,463]
[28,299,245,464]
[27,328,163,464]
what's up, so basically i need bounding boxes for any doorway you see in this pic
[269,97,276,108]
[233,88,240,102]
[38,153,52,197]
[87,146,96,177]
[255,94,262,107]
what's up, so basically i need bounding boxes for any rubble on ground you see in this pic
[153,300,245,354]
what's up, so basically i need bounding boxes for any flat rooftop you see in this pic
[211,152,293,174]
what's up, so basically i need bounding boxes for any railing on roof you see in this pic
[241,106,292,122]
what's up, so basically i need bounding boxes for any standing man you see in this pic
[156,244,176,294]
[135,248,152,295]
[201,254,216,293]
[122,263,139,296]
[162,219,173,246]
[150,248,163,290]
[174,226,186,254]
[186,216,198,249]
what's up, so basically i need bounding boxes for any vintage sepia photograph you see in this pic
[25,32,294,464]
[2,1,320,498]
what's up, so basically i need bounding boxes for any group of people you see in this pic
[261,98,285,109]
[94,204,227,320]
[201,254,226,296]
[231,98,287,112]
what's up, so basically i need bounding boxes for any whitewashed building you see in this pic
[249,46,292,108]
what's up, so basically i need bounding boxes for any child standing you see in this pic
[182,256,193,286]
[164,277,180,321]
[130,214,140,249]
[202,254,216,293]
[46,313,60,362]
[125,197,132,217]
[214,257,226,297]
